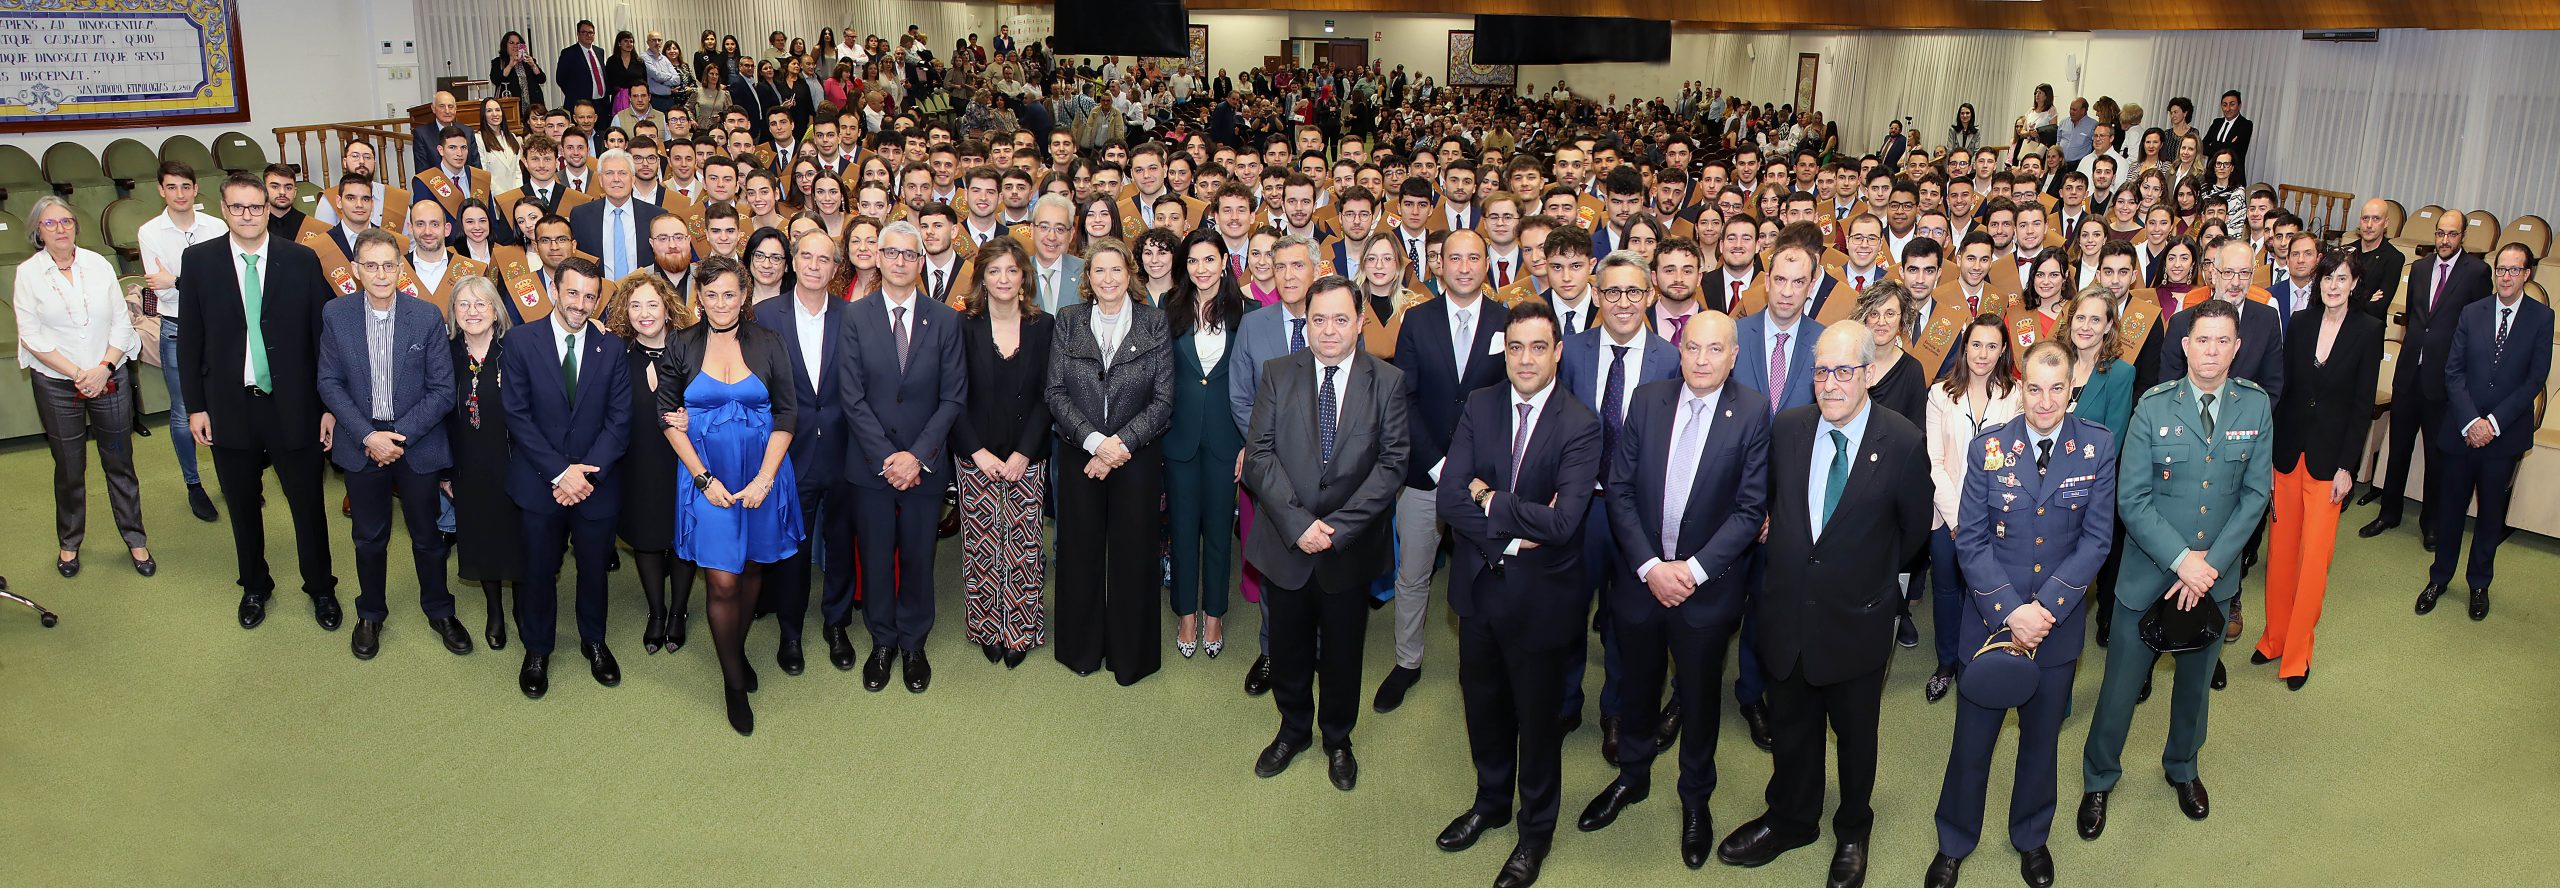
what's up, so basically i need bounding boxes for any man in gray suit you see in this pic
[1027,193,1086,314]
[1226,233,1321,696]
[1243,274,1411,793]
[318,230,463,660]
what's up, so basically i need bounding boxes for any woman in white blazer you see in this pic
[1918,313,2021,702]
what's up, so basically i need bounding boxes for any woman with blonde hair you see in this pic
[447,276,520,649]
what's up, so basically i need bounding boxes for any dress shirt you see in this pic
[1487,246,1519,287]
[2482,296,2528,435]
[1311,350,1351,430]
[1397,226,1429,279]
[411,250,449,295]
[792,293,828,388]
[2026,419,2059,471]
[548,313,587,486]
[1720,267,1758,306]
[1447,295,1486,379]
[1636,383,1724,584]
[1193,321,1228,370]
[365,302,399,421]
[136,209,226,319]
[1035,258,1067,311]
[1492,382,1556,555]
[1590,328,1648,425]
[231,237,271,387]
[1887,230,1916,263]
[963,220,1004,247]
[1444,203,1473,230]
[13,248,140,378]
[2058,115,2097,162]
[923,254,959,303]
[1759,313,1805,388]
[1551,290,1593,336]
[1807,400,1873,541]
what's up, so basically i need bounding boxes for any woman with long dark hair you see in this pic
[1919,314,2020,701]
[1948,102,1981,155]
[2257,251,2381,690]
[1161,229,1247,659]
[490,30,547,111]
[603,31,646,115]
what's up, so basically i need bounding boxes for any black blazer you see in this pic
[1391,295,1510,490]
[1439,385,1605,653]
[1240,350,1411,592]
[652,321,800,438]
[751,294,851,489]
[1046,301,1174,450]
[1753,403,1932,686]
[175,237,331,450]
[2273,309,2383,478]
[1607,378,1771,629]
[2395,250,2492,399]
[952,312,1055,462]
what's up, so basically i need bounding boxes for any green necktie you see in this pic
[561,333,579,409]
[2199,392,2215,438]
[1821,429,1848,533]
[241,253,271,390]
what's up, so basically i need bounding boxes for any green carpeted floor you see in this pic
[1,433,2553,887]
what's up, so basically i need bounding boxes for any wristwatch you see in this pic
[693,471,716,491]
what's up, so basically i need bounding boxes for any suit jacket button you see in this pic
[2033,564,2043,573]
[2036,507,2045,516]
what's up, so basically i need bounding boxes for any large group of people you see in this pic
[19,18,2555,888]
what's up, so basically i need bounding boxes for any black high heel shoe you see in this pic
[744,662,759,694]
[56,554,79,578]
[664,611,688,652]
[1003,647,1027,669]
[983,642,1003,664]
[725,688,755,736]
[644,614,667,654]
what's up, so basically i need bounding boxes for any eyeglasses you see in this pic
[2495,265,2529,274]
[749,251,787,264]
[357,261,405,274]
[1598,286,1650,304]
[35,217,76,229]
[222,202,266,217]
[879,248,922,262]
[649,233,690,245]
[535,235,575,246]
[1809,364,1865,382]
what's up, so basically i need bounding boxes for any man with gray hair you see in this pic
[1026,193,1084,314]
[568,149,666,282]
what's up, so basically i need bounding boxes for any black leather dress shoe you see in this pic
[2076,791,2108,840]
[1557,711,1582,736]
[2354,486,2381,506]
[2420,530,2436,552]
[2249,649,2274,665]
[520,653,550,699]
[2415,582,2446,615]
[2168,775,2209,820]
[825,625,858,671]
[582,641,621,687]
[1253,737,1301,778]
[429,616,474,655]
[351,620,382,660]
[725,687,754,736]
[2019,845,2054,888]
[1326,746,1358,791]
[1494,841,1549,888]
[132,556,155,578]
[1826,840,1868,888]
[1655,700,1683,750]
[1923,852,1962,888]
[1437,810,1509,852]
[56,555,78,578]
[2211,660,2227,690]
[1004,648,1026,669]
[777,635,806,676]
[2136,675,2152,703]
[187,483,220,522]
[237,592,269,630]
[2469,587,2490,621]
[2357,516,2396,538]
[1598,715,1622,765]
[1576,777,1647,831]
[1926,663,1956,703]
[1715,818,1811,867]
[1244,653,1273,696]
[1679,806,1713,868]
[863,646,894,691]
[902,648,931,693]
[1741,702,1774,752]
[2287,670,2310,691]
[1372,665,1421,712]
[311,594,344,631]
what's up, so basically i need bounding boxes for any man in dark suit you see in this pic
[179,174,341,633]
[1553,251,1681,760]
[1724,244,1825,749]
[1381,228,1509,714]
[1699,217,1762,315]
[556,20,609,116]
[1579,310,1771,870]
[833,219,968,694]
[2420,244,2553,621]
[410,90,482,175]
[1243,276,1411,792]
[1716,322,1931,888]
[2363,211,2490,540]
[2201,90,2255,184]
[1228,234,1319,695]
[1431,298,1604,888]
[569,151,667,283]
[499,256,632,698]
[1926,341,2116,888]
[319,230,465,660]
[2161,239,2288,403]
[756,230,856,674]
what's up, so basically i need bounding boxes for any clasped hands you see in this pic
[2004,601,2057,650]
[1083,435,1130,480]
[2165,549,2218,612]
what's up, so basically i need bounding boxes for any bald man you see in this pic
[412,90,481,174]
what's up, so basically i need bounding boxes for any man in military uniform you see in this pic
[2077,297,2272,840]
[1926,341,2116,888]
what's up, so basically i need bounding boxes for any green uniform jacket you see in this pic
[2109,378,2274,608]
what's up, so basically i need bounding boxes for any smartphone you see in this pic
[139,284,159,318]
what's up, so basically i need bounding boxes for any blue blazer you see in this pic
[753,294,853,489]
[1556,327,1679,418]
[1605,378,1770,629]
[1164,326,1245,463]
[833,292,968,490]
[1955,415,2118,668]
[568,198,667,278]
[1392,295,1511,490]
[1227,301,1299,432]
[499,318,632,516]
[316,294,456,473]
[1732,313,1823,414]
[2440,296,2553,460]
[1438,384,1605,652]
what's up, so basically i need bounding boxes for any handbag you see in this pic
[2139,594,2224,653]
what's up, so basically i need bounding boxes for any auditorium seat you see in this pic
[2400,205,2444,252]
[102,138,159,191]
[0,208,30,267]
[2501,215,2550,260]
[0,271,35,440]
[2463,210,2502,256]
[2382,199,2407,241]
[158,135,220,180]
[42,141,110,190]
[0,144,46,197]
[103,197,157,272]
[213,131,267,174]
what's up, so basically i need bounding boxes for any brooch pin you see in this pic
[2083,444,2095,459]
[2001,492,2017,504]
[1995,521,2007,539]
[1999,472,2021,488]
[2062,438,2076,453]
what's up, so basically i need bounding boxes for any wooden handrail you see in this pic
[274,98,519,189]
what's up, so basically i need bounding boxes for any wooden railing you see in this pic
[270,97,519,187]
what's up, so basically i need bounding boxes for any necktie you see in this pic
[1602,345,1628,458]
[1661,398,1709,558]
[1853,273,1866,291]
[2036,438,2053,474]
[1564,308,1579,335]
[560,333,579,408]
[1232,252,1246,279]
[1042,268,1059,310]
[1454,307,1474,376]
[1819,429,1849,535]
[587,47,602,96]
[607,207,628,279]
[2434,261,2451,309]
[1409,236,1425,281]
[241,254,271,390]
[1317,364,1340,463]
[2496,306,2513,356]
[1728,280,1742,310]
[2199,392,2216,437]
[1289,317,1306,352]
[1768,331,1789,411]
[1508,402,1533,492]
[1493,258,1510,288]
[892,306,911,371]
[931,269,946,303]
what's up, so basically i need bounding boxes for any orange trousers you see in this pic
[2258,457,2341,678]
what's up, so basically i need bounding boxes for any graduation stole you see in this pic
[496,258,555,323]
[2116,290,2163,357]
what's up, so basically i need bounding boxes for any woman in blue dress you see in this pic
[657,255,804,735]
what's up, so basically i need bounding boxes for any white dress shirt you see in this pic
[1590,328,1648,425]
[792,293,828,388]
[136,209,225,320]
[13,248,140,378]
[1807,401,1873,542]
[1636,384,1724,583]
[1192,321,1228,370]
[1492,382,1556,555]
[1311,350,1352,432]
[411,249,449,295]
[230,237,270,387]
